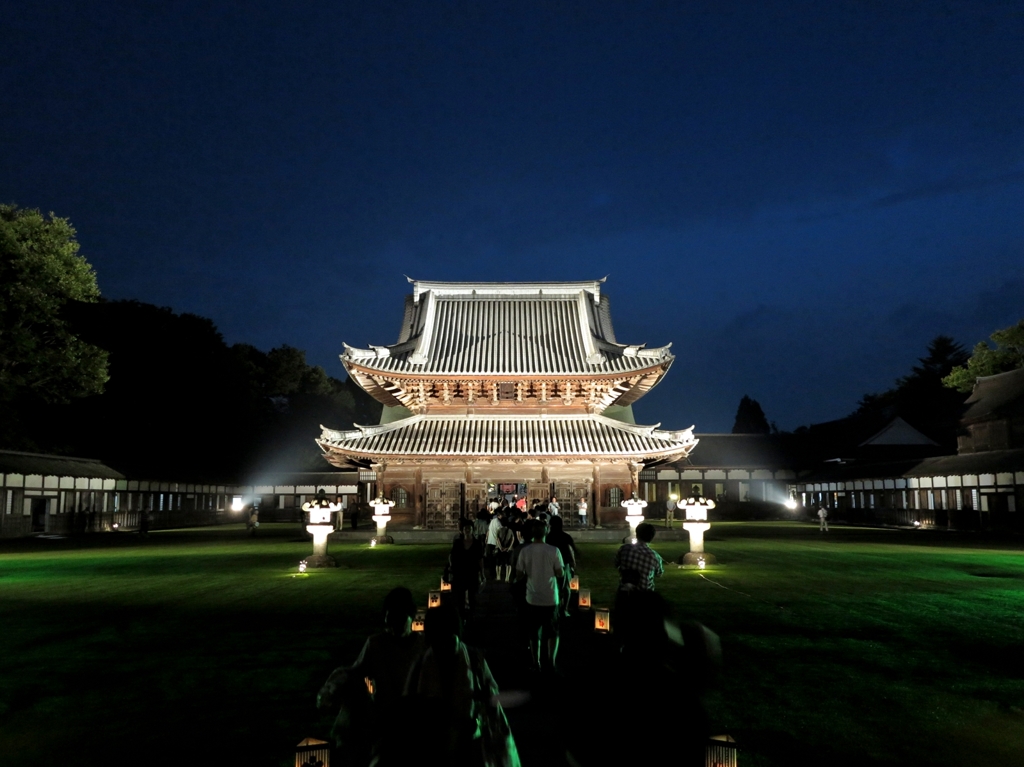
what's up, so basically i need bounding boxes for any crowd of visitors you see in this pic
[317,500,718,766]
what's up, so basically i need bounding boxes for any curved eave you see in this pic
[318,442,696,465]
[342,357,673,411]
[316,415,698,464]
[340,347,674,380]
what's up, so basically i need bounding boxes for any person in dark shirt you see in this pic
[317,587,424,762]
[448,518,485,619]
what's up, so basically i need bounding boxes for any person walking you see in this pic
[818,504,829,532]
[448,518,485,620]
[515,519,564,671]
[494,514,516,582]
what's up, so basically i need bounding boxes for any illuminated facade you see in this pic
[317,279,698,528]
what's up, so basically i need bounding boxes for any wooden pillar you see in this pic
[592,464,602,528]
[414,467,424,528]
[628,461,643,497]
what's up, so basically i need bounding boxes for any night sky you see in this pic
[3,1,1022,432]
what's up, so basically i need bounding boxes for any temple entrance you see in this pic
[30,497,48,533]
[553,480,592,527]
[425,480,461,529]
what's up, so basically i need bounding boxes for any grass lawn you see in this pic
[1,522,1023,766]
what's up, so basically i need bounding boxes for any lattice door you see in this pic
[527,483,549,508]
[465,483,488,517]
[426,481,461,529]
[554,480,592,527]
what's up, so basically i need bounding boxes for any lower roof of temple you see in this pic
[317,413,697,464]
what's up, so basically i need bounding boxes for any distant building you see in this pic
[791,368,1024,531]
[0,449,357,537]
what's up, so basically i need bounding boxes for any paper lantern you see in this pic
[412,609,426,632]
[428,591,442,608]
[440,580,452,592]
[594,608,611,633]
[364,677,375,696]
[298,560,307,574]
[578,589,591,609]
[295,737,330,767]
[569,576,579,591]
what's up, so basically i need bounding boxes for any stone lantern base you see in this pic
[304,554,338,568]
[678,552,718,568]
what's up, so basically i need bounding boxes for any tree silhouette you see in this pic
[732,395,771,434]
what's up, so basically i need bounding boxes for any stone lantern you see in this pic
[370,495,395,543]
[679,486,716,567]
[301,489,341,568]
[620,492,647,543]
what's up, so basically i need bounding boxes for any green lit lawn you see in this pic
[1,523,1023,766]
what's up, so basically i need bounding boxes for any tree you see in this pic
[853,335,969,448]
[942,320,1024,393]
[732,395,771,434]
[0,206,108,448]
[0,205,108,404]
[53,300,381,478]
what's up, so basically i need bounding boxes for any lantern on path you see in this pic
[412,609,426,632]
[594,608,611,633]
[440,579,452,592]
[295,737,330,767]
[569,575,579,591]
[428,591,442,608]
[578,589,591,610]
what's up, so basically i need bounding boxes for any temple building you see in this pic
[317,279,698,528]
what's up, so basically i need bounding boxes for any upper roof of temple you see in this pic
[342,278,673,377]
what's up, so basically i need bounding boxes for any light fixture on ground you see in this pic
[620,492,647,543]
[370,494,395,544]
[301,489,342,568]
[678,486,717,568]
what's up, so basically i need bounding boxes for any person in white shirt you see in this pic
[485,511,503,578]
[576,496,588,527]
[515,519,564,671]
[547,496,560,516]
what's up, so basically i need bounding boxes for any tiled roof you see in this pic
[343,281,672,377]
[0,450,124,479]
[673,434,795,469]
[317,414,697,461]
[797,448,1024,483]
[962,367,1024,423]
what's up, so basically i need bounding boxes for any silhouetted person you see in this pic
[317,587,424,762]
[614,522,664,591]
[350,502,361,530]
[516,519,564,671]
[394,604,520,767]
[448,518,485,619]
[568,591,716,767]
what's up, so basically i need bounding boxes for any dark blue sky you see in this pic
[3,1,1022,431]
